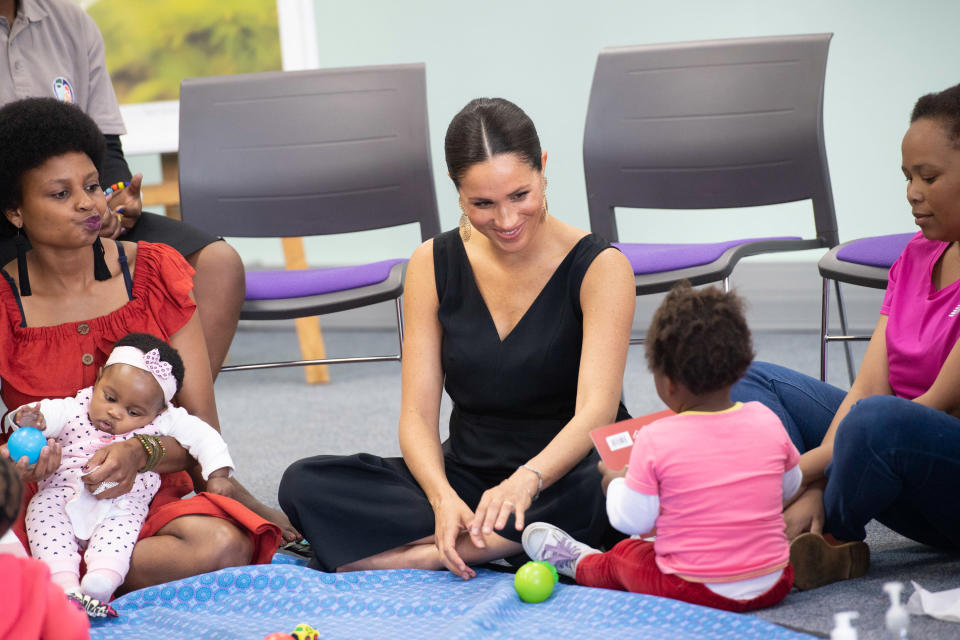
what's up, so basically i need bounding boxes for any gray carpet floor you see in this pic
[215,325,960,639]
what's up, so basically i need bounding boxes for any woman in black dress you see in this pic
[279,98,636,579]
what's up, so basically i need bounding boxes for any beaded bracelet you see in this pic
[134,434,156,472]
[146,435,163,470]
[104,181,129,196]
[150,435,166,467]
[148,435,166,470]
[135,434,166,473]
[519,464,543,501]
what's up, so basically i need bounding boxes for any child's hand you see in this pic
[598,461,627,495]
[14,404,45,431]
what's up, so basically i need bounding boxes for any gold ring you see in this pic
[503,501,515,506]
[116,212,123,224]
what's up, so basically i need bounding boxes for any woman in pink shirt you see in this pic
[731,82,960,590]
[523,283,801,612]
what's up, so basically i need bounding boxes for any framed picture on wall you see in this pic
[80,0,317,154]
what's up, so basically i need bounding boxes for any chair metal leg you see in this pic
[820,278,830,382]
[833,280,856,385]
[220,298,405,373]
[821,278,860,385]
[220,352,402,371]
[395,297,405,356]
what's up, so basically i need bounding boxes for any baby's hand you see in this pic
[15,404,45,431]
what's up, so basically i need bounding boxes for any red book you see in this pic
[590,409,675,470]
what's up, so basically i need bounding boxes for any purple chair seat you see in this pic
[614,237,801,275]
[834,233,914,269]
[245,259,406,301]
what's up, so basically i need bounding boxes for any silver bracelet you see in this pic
[519,464,542,501]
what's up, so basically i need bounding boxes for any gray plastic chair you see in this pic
[818,232,913,383]
[178,63,441,372]
[584,34,839,343]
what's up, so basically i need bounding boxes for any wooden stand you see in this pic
[140,152,182,219]
[281,237,331,384]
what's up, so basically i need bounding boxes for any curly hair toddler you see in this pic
[523,282,801,612]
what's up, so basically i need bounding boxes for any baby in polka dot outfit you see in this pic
[5,332,234,606]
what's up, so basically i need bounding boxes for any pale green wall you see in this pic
[147,0,960,268]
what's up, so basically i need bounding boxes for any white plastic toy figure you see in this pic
[884,581,910,638]
[831,611,859,640]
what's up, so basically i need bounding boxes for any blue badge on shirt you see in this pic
[52,77,74,104]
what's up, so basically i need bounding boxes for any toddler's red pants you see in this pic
[576,539,793,612]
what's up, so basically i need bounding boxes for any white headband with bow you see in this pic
[104,346,176,403]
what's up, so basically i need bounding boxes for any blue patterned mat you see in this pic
[90,562,815,640]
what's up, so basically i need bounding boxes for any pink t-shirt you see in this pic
[625,401,800,580]
[882,231,960,399]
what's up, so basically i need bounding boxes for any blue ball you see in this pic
[8,426,46,465]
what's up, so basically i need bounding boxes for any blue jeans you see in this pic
[732,361,960,550]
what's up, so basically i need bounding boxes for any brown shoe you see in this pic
[789,532,870,590]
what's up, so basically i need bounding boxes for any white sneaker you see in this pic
[521,522,600,578]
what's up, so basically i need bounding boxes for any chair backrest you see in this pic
[584,34,837,246]
[178,63,441,242]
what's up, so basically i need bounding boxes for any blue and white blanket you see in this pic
[90,560,815,639]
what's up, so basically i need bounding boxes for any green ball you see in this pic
[535,560,559,584]
[514,561,556,603]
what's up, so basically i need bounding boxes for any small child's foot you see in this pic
[790,532,870,590]
[67,593,119,619]
[521,522,599,578]
[80,569,123,602]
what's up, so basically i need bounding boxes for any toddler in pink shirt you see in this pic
[524,282,801,612]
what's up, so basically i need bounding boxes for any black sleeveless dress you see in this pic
[278,230,631,571]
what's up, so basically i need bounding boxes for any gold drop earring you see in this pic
[459,200,472,241]
[542,177,549,221]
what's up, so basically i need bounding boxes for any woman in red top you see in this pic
[0,98,283,593]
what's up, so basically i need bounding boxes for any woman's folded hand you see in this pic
[432,490,477,580]
[80,439,143,499]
